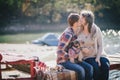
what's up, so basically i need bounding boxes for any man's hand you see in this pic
[68,48,76,57]
[57,56,66,64]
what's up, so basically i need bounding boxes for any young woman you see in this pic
[56,13,93,80]
[78,10,110,80]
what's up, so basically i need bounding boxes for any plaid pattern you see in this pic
[37,69,77,80]
[57,27,77,63]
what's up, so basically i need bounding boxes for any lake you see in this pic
[102,30,120,55]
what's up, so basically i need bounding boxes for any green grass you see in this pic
[0,32,62,43]
[0,33,47,43]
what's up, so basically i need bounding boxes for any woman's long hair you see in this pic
[80,10,94,33]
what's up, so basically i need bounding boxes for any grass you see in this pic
[0,32,59,43]
[0,31,62,43]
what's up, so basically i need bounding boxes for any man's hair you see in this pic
[80,10,94,33]
[67,13,80,27]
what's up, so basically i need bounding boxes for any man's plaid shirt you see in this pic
[56,27,77,63]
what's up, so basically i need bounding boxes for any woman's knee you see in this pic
[101,57,110,63]
[100,57,110,69]
[89,61,100,75]
[85,58,99,71]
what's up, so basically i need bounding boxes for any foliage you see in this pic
[0,0,120,28]
[94,0,120,15]
[0,0,22,26]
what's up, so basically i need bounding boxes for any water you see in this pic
[103,30,120,55]
[102,30,120,80]
[109,70,120,80]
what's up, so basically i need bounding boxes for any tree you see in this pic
[0,0,23,26]
[95,0,120,16]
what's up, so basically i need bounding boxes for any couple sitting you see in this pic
[56,10,110,80]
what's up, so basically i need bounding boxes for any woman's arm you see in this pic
[96,27,103,59]
[95,27,103,66]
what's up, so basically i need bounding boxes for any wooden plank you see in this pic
[110,64,120,70]
[108,55,120,64]
[2,69,30,79]
[108,54,120,70]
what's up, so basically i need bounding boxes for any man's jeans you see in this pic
[60,61,93,80]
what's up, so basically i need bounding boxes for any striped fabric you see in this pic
[57,27,77,63]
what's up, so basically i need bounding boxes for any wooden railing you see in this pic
[0,60,36,80]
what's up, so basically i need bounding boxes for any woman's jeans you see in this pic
[60,61,93,80]
[84,57,110,80]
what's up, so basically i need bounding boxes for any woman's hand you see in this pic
[82,47,90,54]
[95,57,101,66]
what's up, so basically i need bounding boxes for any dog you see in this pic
[68,40,84,63]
